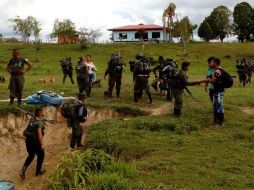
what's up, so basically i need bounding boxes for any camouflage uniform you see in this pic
[236,60,247,87]
[7,57,27,105]
[133,60,152,103]
[104,55,124,98]
[68,100,87,149]
[246,62,254,83]
[61,57,74,84]
[21,119,45,176]
[172,69,200,116]
[76,63,89,96]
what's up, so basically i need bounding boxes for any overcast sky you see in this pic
[0,0,253,42]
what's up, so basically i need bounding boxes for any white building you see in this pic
[108,24,168,42]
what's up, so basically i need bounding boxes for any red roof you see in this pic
[108,24,163,31]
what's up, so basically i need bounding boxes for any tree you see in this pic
[51,19,76,44]
[172,16,195,55]
[162,3,176,42]
[207,6,232,42]
[172,16,196,43]
[233,2,254,42]
[198,19,213,42]
[9,16,41,43]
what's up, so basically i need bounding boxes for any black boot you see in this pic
[9,97,14,105]
[173,108,181,117]
[148,93,152,104]
[214,112,219,125]
[19,166,27,179]
[218,113,224,126]
[116,90,120,98]
[134,93,138,102]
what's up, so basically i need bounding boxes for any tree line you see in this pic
[2,1,254,44]
[198,2,254,42]
[162,2,254,43]
[6,17,101,44]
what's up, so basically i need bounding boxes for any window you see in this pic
[152,32,160,39]
[135,32,148,40]
[119,33,127,39]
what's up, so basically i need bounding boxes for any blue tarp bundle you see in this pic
[26,90,63,106]
[0,180,14,190]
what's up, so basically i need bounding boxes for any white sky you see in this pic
[0,0,253,42]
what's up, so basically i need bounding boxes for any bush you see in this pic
[46,149,141,190]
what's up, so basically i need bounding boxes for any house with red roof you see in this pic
[108,24,168,42]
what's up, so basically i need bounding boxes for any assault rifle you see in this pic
[15,107,54,124]
[184,86,195,99]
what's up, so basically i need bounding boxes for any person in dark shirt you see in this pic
[61,57,74,84]
[7,49,32,106]
[20,108,46,179]
[208,57,225,126]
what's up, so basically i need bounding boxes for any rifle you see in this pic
[184,86,195,99]
[15,107,54,124]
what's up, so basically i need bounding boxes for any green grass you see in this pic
[1,42,254,189]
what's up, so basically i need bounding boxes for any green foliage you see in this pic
[47,149,140,190]
[198,19,213,42]
[51,18,76,44]
[207,5,232,42]
[8,16,41,43]
[233,2,254,42]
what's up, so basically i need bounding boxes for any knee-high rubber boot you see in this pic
[148,92,152,104]
[134,93,138,102]
[214,112,219,125]
[9,97,14,105]
[218,113,224,125]
[173,108,181,117]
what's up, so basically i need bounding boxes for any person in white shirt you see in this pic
[85,55,97,97]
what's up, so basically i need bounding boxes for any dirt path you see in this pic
[0,108,121,190]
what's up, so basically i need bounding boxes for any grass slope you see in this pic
[0,42,254,189]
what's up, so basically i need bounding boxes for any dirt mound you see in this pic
[0,107,121,190]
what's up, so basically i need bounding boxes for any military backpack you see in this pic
[61,99,80,119]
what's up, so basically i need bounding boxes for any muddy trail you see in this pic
[0,107,123,190]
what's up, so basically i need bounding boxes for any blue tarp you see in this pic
[26,90,63,106]
[0,180,14,190]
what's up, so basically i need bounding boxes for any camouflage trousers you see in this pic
[9,75,25,99]
[77,76,89,96]
[68,120,83,149]
[172,89,183,110]
[108,74,122,97]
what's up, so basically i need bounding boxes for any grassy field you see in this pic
[1,42,254,189]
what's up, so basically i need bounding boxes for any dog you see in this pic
[91,79,101,88]
[39,76,55,84]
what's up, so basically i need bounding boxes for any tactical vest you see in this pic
[9,58,25,75]
[76,64,87,78]
[135,61,151,75]
[108,55,124,74]
[23,119,45,142]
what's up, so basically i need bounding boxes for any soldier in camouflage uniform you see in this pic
[76,57,89,96]
[236,59,247,87]
[7,49,32,106]
[133,56,152,104]
[172,62,206,116]
[104,54,124,98]
[246,60,254,83]
[61,57,74,84]
[19,108,46,179]
[67,93,88,150]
